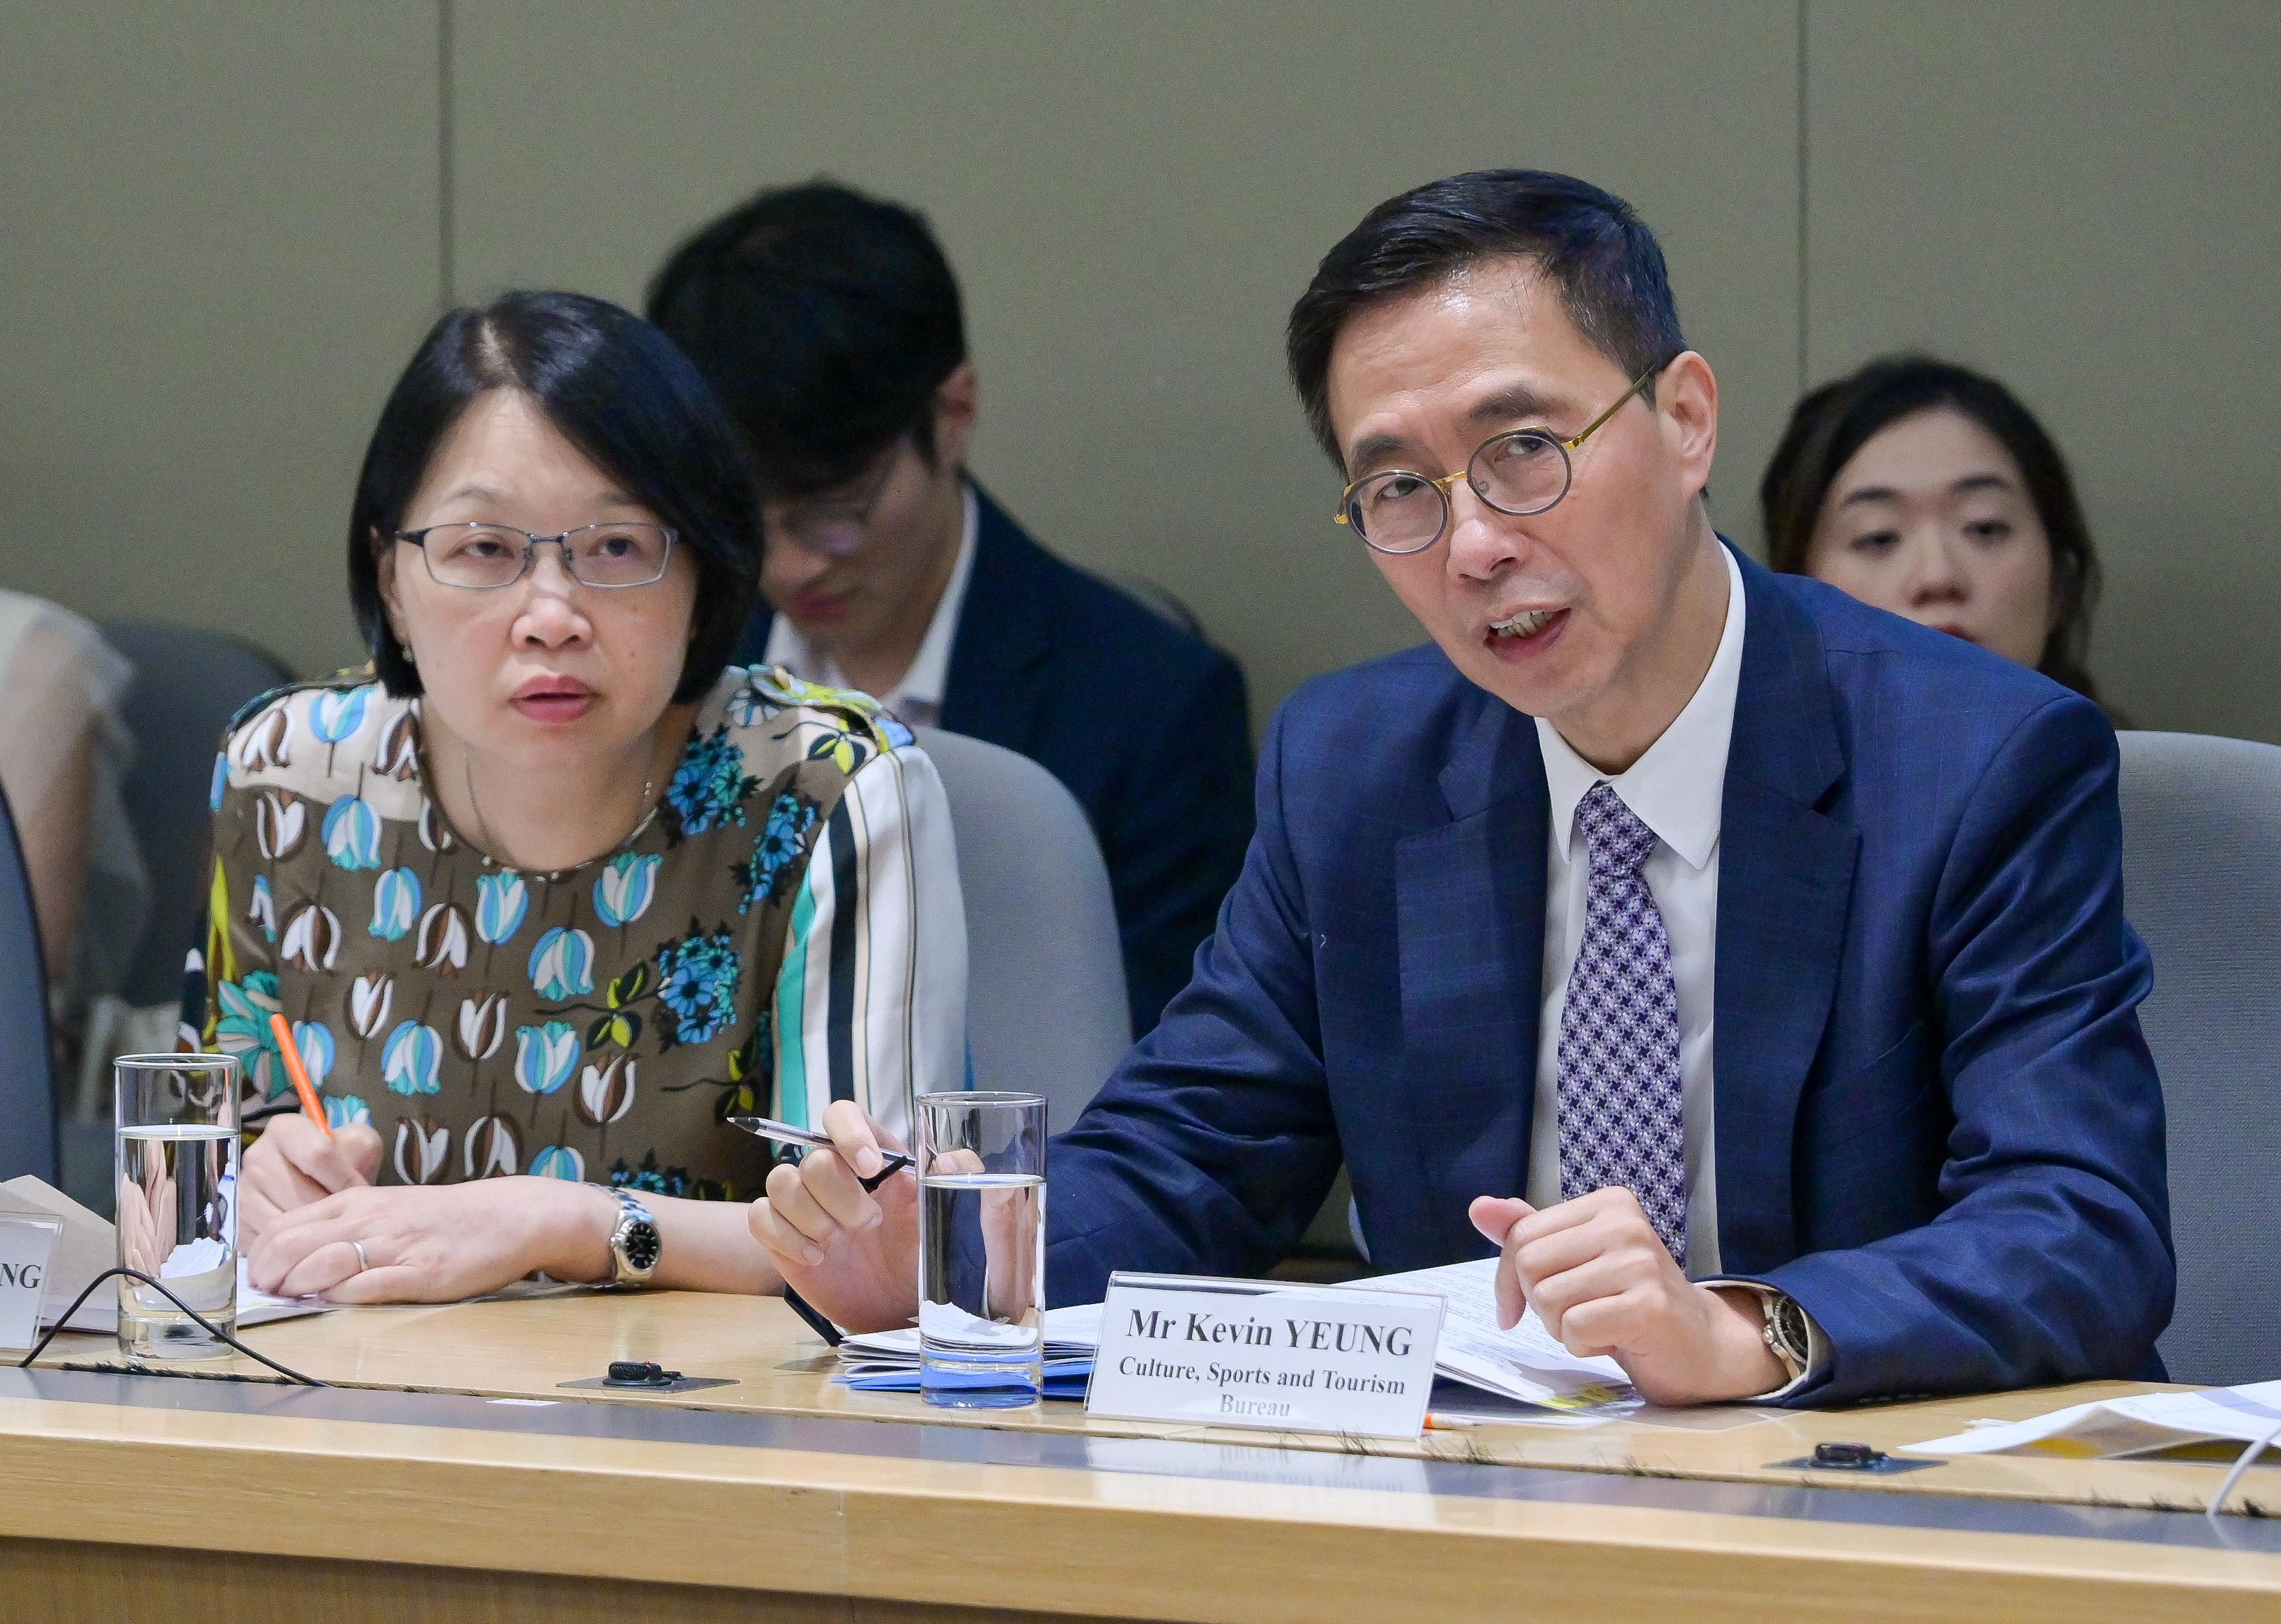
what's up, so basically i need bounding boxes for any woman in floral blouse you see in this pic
[201,291,966,1303]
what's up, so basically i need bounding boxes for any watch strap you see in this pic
[607,1190,660,1287]
[1704,1278,1824,1400]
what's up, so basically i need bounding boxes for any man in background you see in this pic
[649,181,1253,1039]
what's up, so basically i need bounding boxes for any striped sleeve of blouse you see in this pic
[772,742,967,1143]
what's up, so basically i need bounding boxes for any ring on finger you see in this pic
[350,1239,371,1273]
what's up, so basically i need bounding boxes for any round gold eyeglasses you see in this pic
[1334,362,1665,555]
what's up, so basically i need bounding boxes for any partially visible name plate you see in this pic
[0,1216,62,1352]
[1087,1271,1442,1439]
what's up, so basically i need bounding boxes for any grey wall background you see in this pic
[3,1,2274,740]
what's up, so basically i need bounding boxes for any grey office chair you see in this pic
[0,784,58,1183]
[1114,575,1205,639]
[2116,730,2281,1387]
[911,726,1131,1135]
[100,621,294,1007]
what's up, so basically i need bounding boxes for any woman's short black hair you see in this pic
[1760,355,2107,707]
[645,179,967,498]
[346,290,759,703]
[1287,169,1686,467]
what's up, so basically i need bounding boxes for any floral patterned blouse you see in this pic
[189,665,966,1202]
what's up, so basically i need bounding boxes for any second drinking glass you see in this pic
[915,1091,1046,1408]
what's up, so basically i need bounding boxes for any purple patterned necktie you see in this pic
[1556,783,1688,1267]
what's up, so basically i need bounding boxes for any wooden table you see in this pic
[4,1291,2278,1622]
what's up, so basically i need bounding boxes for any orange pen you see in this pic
[268,1011,333,1137]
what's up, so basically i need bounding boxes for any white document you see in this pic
[56,1259,330,1337]
[838,1302,1101,1374]
[1909,1380,2281,1460]
[1350,1257,1636,1411]
[0,1176,330,1334]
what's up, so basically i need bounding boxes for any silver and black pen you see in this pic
[728,1114,913,1193]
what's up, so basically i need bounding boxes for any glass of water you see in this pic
[114,1054,241,1361]
[916,1091,1046,1408]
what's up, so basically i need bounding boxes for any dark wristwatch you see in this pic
[606,1190,661,1287]
[1760,1290,1810,1384]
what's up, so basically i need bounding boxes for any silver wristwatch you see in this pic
[1760,1290,1810,1383]
[606,1190,662,1287]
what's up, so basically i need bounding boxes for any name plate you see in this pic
[1086,1272,1442,1439]
[0,1217,61,1351]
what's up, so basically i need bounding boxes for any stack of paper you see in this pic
[1909,1381,2281,1460]
[1348,1258,1638,1414]
[834,1303,1101,1399]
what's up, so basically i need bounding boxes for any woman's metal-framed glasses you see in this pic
[1333,362,1666,556]
[394,522,678,590]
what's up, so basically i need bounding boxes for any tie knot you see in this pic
[1576,783,1657,877]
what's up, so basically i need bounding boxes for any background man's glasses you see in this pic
[395,522,678,590]
[1333,362,1665,555]
[775,436,908,559]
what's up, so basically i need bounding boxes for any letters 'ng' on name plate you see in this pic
[0,1217,62,1352]
[1086,1272,1443,1439]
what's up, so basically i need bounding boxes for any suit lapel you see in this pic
[731,606,777,671]
[1396,695,1548,1261]
[1712,555,1858,1273]
[938,484,1051,751]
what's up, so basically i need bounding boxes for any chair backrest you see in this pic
[100,621,294,1007]
[2115,730,2281,1386]
[1114,575,1205,639]
[911,726,1131,1134]
[0,784,57,1183]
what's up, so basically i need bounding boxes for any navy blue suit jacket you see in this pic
[1046,548,2173,1406]
[737,486,1254,1036]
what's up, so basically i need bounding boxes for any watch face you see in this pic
[625,1221,662,1273]
[1772,1298,1808,1356]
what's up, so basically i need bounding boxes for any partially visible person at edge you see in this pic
[189,291,965,1305]
[0,590,151,1109]
[647,178,1253,1039]
[747,171,2171,1410]
[1761,354,2120,721]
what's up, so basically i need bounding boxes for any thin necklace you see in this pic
[464,750,655,875]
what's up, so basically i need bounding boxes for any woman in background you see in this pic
[1761,355,2113,713]
[203,290,966,1305]
[0,591,151,1100]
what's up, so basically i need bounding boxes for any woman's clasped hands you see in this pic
[240,1114,614,1303]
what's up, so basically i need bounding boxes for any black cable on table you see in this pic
[17,1267,326,1386]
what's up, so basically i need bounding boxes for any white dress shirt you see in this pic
[763,482,979,726]
[1527,545,1745,1275]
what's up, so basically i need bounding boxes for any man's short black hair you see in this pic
[1286,169,1686,466]
[646,179,968,498]
[346,290,759,703]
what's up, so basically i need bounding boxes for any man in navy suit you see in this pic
[648,181,1253,1037]
[751,171,2172,1406]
